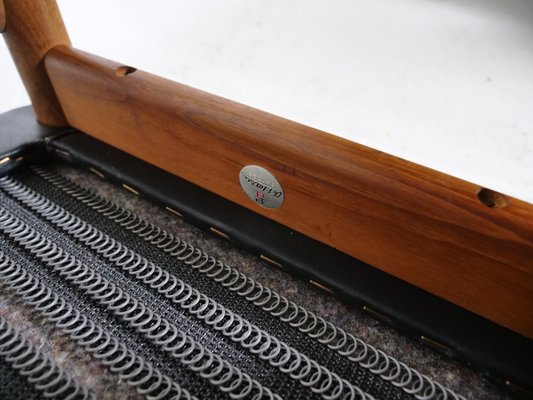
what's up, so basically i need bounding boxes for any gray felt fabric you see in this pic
[0,165,512,399]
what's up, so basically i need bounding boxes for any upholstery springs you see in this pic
[0,251,195,400]
[0,315,92,400]
[2,168,466,400]
[0,209,286,400]
[0,204,368,400]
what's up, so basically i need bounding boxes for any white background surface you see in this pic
[1,0,532,202]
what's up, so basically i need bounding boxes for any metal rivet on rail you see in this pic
[165,206,182,218]
[309,280,334,295]
[260,255,284,269]
[55,149,70,158]
[89,167,105,179]
[122,183,139,196]
[420,335,451,353]
[505,380,533,397]
[362,306,391,323]
[209,227,230,240]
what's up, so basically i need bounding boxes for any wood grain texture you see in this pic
[2,0,69,126]
[0,0,5,33]
[45,46,533,338]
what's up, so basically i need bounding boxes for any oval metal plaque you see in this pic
[239,165,284,209]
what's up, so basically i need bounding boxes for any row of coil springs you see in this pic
[0,251,194,400]
[0,182,371,400]
[0,167,467,400]
[27,167,467,400]
[0,315,91,400]
[0,208,285,400]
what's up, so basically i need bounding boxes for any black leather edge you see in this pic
[0,106,71,175]
[45,131,533,397]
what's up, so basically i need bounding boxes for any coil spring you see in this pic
[0,251,195,400]
[0,204,367,400]
[6,167,465,400]
[0,315,92,400]
[0,209,283,400]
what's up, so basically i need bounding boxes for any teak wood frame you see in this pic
[3,0,533,339]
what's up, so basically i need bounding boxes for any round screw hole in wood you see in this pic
[477,188,508,208]
[115,65,137,77]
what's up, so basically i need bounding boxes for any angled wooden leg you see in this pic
[0,0,6,33]
[2,0,70,126]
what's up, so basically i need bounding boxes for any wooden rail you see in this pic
[45,45,533,338]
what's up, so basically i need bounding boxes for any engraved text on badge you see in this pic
[239,165,284,209]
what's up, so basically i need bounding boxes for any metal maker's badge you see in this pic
[239,165,284,209]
